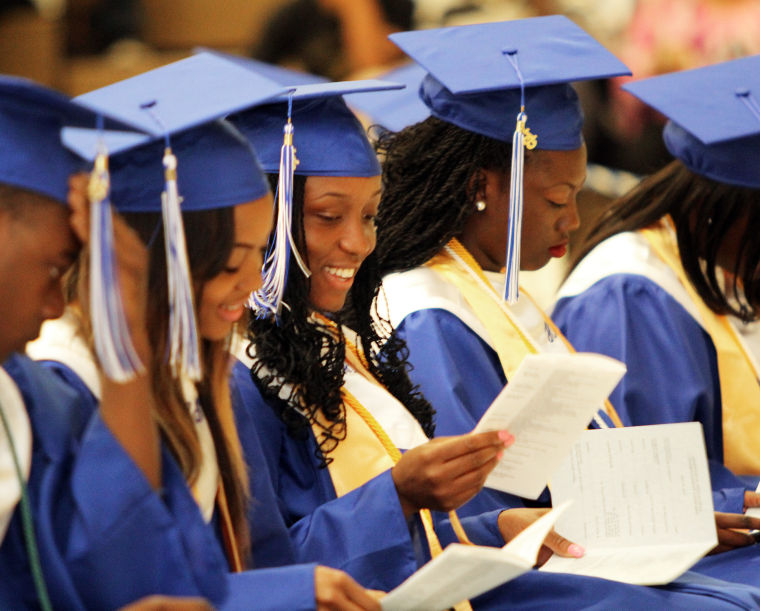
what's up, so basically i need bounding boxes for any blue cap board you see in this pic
[623,55,760,189]
[193,47,329,87]
[0,76,134,205]
[231,79,403,177]
[390,15,631,148]
[390,16,630,304]
[218,57,401,319]
[344,62,431,132]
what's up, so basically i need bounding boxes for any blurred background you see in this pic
[3,0,759,304]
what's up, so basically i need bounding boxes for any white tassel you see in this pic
[249,119,310,320]
[503,111,536,304]
[161,148,202,380]
[89,149,145,381]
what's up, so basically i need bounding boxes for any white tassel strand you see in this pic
[161,147,202,380]
[89,150,145,381]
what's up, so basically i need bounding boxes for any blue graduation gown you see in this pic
[0,354,227,609]
[19,356,319,610]
[231,358,760,609]
[553,274,754,512]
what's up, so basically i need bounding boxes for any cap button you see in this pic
[502,48,518,56]
[735,87,750,97]
[139,100,157,109]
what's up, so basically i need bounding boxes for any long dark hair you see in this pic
[70,206,253,563]
[374,117,513,274]
[247,174,435,466]
[572,160,760,321]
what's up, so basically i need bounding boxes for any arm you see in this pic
[553,274,724,460]
[68,174,160,490]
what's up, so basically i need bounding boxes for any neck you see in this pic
[456,234,501,272]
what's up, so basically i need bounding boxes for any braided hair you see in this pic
[375,117,513,274]
[248,174,435,466]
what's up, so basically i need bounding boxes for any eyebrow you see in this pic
[231,242,254,250]
[312,188,383,201]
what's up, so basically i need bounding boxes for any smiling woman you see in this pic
[302,175,381,312]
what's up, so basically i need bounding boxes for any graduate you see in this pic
[553,58,760,497]
[226,55,760,609]
[0,75,229,610]
[374,16,760,518]
[26,57,383,611]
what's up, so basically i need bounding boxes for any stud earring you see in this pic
[475,200,487,212]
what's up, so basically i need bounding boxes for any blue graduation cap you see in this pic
[0,76,136,205]
[64,54,284,383]
[389,15,631,303]
[192,47,329,87]
[344,62,430,132]
[623,55,760,189]
[228,78,402,320]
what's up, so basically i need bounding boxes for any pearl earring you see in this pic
[475,200,487,212]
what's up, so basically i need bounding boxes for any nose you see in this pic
[339,217,375,259]
[557,196,581,233]
[236,254,265,294]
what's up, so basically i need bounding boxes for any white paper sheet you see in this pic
[542,422,717,584]
[381,502,571,611]
[473,352,626,499]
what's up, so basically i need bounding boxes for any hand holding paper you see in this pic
[381,501,572,611]
[473,352,626,499]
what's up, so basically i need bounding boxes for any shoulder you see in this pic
[2,353,85,458]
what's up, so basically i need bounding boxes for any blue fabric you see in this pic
[0,77,98,204]
[230,354,760,608]
[552,273,755,510]
[26,357,319,609]
[231,358,420,591]
[0,354,230,608]
[622,56,760,188]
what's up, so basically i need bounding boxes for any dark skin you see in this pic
[69,174,384,611]
[458,153,760,556]
[460,146,585,273]
[304,175,583,561]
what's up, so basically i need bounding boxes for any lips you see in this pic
[548,243,568,258]
[324,265,357,281]
[218,302,245,323]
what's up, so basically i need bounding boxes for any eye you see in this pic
[547,199,565,209]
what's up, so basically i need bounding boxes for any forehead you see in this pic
[303,175,382,200]
[528,146,587,185]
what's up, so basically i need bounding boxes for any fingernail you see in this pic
[568,544,585,558]
[497,450,504,460]
[498,430,512,442]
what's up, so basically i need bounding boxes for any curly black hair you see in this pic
[572,160,760,322]
[247,174,435,467]
[374,117,514,275]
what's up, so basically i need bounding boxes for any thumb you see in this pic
[542,528,585,559]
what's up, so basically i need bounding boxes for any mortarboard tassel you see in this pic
[250,93,310,321]
[139,101,202,380]
[161,145,202,380]
[88,138,145,381]
[503,49,538,304]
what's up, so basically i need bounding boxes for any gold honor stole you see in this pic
[427,239,622,428]
[641,218,760,475]
[309,317,474,611]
